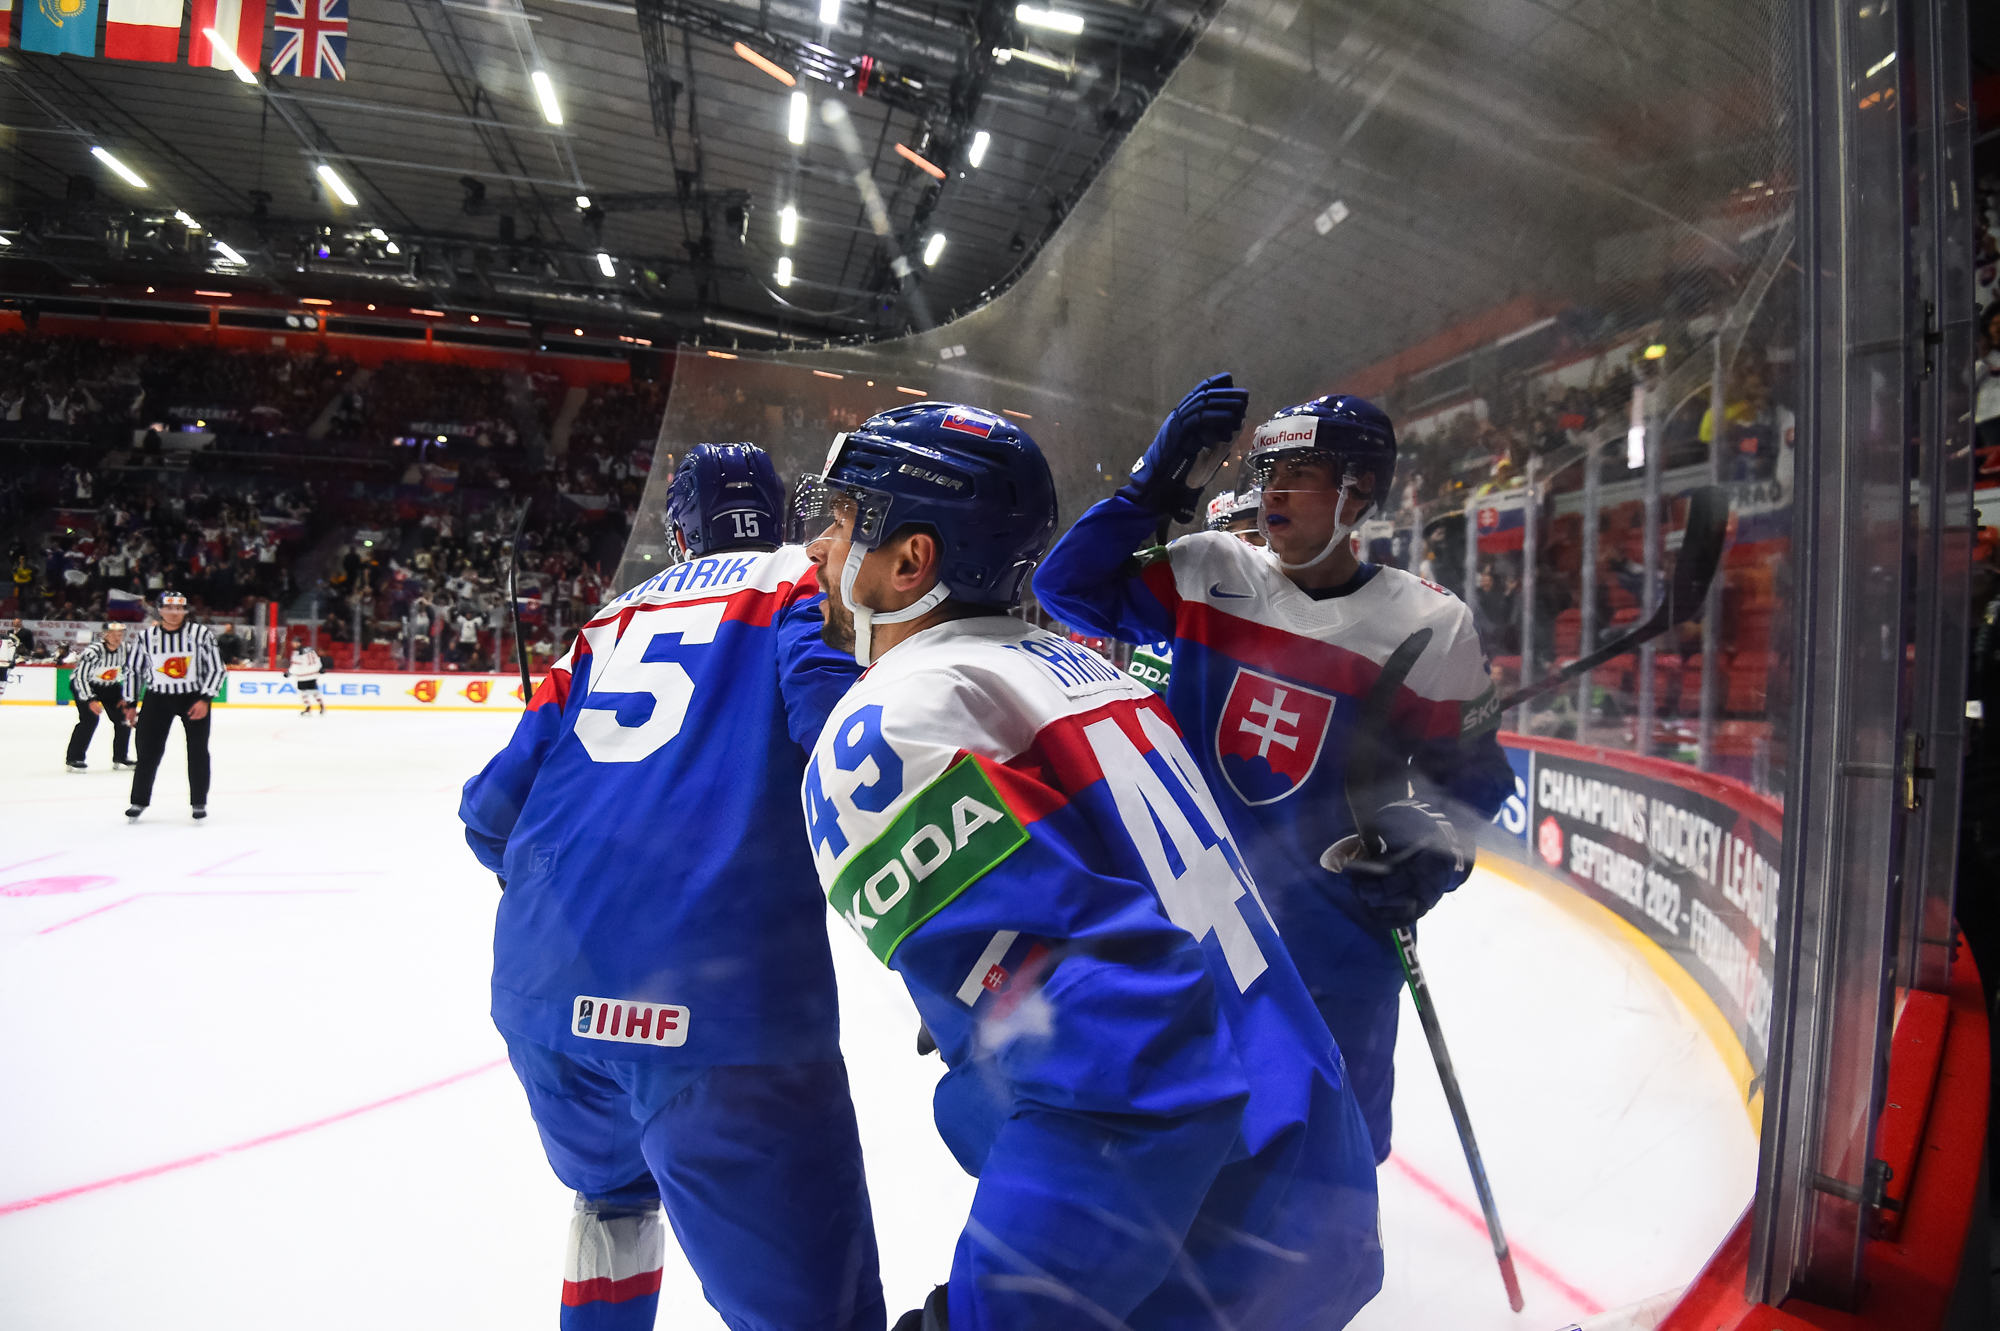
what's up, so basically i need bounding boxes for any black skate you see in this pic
[66,761,87,773]
[125,805,144,821]
[192,805,208,820]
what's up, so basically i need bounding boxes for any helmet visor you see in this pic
[792,474,895,548]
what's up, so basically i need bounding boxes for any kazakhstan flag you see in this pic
[22,0,100,55]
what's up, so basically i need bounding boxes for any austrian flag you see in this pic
[271,0,347,78]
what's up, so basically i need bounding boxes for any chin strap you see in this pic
[841,543,951,667]
[1262,477,1369,572]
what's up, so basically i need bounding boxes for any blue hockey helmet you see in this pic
[794,401,1056,646]
[1243,395,1398,500]
[666,442,785,557]
[1244,395,1397,571]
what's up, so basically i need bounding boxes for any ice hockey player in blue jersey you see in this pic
[459,443,883,1331]
[1033,377,1517,1164]
[794,402,1381,1331]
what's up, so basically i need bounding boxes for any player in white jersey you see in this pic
[796,402,1381,1331]
[287,644,325,714]
[1035,380,1516,1163]
[0,624,23,698]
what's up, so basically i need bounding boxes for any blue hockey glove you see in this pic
[1118,372,1251,523]
[1346,798,1469,928]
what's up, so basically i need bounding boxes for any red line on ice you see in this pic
[1385,1152,1605,1315]
[0,852,61,876]
[38,888,358,934]
[0,1059,509,1217]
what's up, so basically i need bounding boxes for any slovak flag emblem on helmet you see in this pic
[940,408,997,438]
[1214,667,1337,806]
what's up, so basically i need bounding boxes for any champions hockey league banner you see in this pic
[1487,734,1778,1096]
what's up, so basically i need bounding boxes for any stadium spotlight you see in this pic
[819,0,840,21]
[90,147,147,189]
[787,92,810,145]
[597,252,616,277]
[776,256,794,287]
[213,239,247,265]
[575,194,591,209]
[967,131,990,168]
[369,227,387,240]
[779,205,798,245]
[385,242,401,254]
[923,232,947,267]
[315,164,359,206]
[530,71,565,125]
[174,209,203,231]
[1015,5,1084,33]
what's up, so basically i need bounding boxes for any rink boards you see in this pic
[1,665,546,711]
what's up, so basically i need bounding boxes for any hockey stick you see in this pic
[505,500,533,703]
[1467,483,1730,734]
[1343,626,1525,1313]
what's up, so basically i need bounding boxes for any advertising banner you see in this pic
[223,670,542,711]
[1498,735,1780,1083]
[0,664,58,704]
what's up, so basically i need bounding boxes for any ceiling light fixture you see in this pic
[385,242,401,255]
[735,42,796,86]
[775,256,793,287]
[787,91,809,145]
[315,164,358,206]
[212,241,247,266]
[779,205,798,245]
[90,147,147,189]
[923,232,947,266]
[597,252,615,277]
[812,369,843,379]
[174,209,203,231]
[530,70,565,125]
[575,194,591,210]
[818,0,840,21]
[706,350,739,360]
[895,386,926,395]
[1015,5,1084,33]
[895,144,945,180]
[369,227,387,240]
[203,27,259,82]
[967,131,990,168]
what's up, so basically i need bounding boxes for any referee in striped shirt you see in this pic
[65,624,137,771]
[126,591,226,822]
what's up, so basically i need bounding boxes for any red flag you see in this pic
[106,0,181,60]
[189,0,265,72]
[0,0,13,49]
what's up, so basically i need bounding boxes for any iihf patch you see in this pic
[940,408,997,438]
[572,995,689,1047]
[1214,667,1337,806]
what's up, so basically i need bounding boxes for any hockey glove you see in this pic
[1118,372,1251,523]
[1342,798,1470,929]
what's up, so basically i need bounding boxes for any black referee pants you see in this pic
[67,687,131,765]
[129,693,211,808]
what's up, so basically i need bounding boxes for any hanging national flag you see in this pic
[0,0,14,49]
[106,0,182,60]
[189,0,266,73]
[270,0,345,79]
[21,0,100,55]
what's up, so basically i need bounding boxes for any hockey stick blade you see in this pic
[1479,483,1730,725]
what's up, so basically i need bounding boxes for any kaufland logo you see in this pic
[573,995,689,1048]
[1254,422,1317,447]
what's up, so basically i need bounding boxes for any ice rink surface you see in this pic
[0,706,1757,1329]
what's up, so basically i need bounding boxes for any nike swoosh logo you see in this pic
[1209,583,1252,599]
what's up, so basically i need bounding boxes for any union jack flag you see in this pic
[271,0,348,79]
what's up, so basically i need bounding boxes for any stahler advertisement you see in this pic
[1493,737,1780,1084]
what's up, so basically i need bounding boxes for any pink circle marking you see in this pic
[1,875,116,897]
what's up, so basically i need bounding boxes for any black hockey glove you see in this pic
[890,1284,950,1331]
[1340,799,1470,929]
[1117,372,1250,523]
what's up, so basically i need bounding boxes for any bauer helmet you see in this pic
[795,401,1057,664]
[1244,395,1397,571]
[666,442,786,558]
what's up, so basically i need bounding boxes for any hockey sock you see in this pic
[560,1198,664,1331]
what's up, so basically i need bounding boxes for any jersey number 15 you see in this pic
[574,602,727,763]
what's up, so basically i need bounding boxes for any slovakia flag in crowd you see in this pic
[270,0,345,78]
